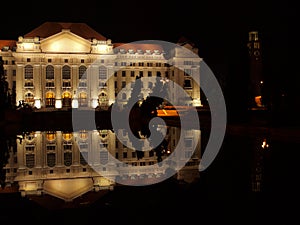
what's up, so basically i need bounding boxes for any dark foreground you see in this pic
[1,130,299,225]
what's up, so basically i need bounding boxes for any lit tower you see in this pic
[247,31,264,108]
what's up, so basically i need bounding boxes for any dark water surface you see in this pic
[0,123,299,225]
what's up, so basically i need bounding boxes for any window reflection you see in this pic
[2,127,201,204]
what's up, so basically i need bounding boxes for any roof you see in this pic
[113,42,164,54]
[0,40,17,51]
[24,22,106,41]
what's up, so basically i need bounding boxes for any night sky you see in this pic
[1,0,298,118]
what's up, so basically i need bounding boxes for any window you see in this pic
[48,59,52,63]
[25,145,35,151]
[13,70,16,76]
[121,81,126,88]
[79,130,88,139]
[64,152,72,166]
[62,81,71,88]
[46,92,55,107]
[47,153,56,167]
[24,92,34,104]
[184,61,193,65]
[184,138,193,148]
[130,71,135,77]
[46,145,56,151]
[46,131,56,141]
[122,71,126,77]
[100,151,108,164]
[99,66,107,80]
[148,71,152,77]
[99,82,107,88]
[64,59,68,63]
[79,92,87,107]
[46,82,55,88]
[24,82,34,88]
[79,82,87,88]
[80,152,88,165]
[46,65,54,79]
[62,65,71,79]
[27,58,31,62]
[184,79,192,88]
[24,65,33,79]
[79,65,87,79]
[26,154,35,168]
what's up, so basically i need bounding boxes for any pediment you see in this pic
[43,178,94,202]
[41,31,91,53]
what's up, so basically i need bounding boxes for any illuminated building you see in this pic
[0,22,202,110]
[3,127,201,203]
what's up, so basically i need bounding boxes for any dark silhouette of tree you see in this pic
[140,76,168,118]
[0,135,12,189]
[125,75,143,110]
[0,56,9,113]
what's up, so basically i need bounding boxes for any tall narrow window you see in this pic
[46,65,54,79]
[62,65,71,79]
[79,65,87,80]
[99,66,107,80]
[24,65,33,79]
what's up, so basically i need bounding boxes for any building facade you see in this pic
[3,126,201,201]
[0,22,202,110]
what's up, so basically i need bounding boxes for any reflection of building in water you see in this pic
[0,22,202,110]
[3,127,201,202]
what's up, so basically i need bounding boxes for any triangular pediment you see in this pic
[41,30,91,53]
[43,178,94,202]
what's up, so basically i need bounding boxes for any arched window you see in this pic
[45,92,55,107]
[79,130,88,139]
[62,92,72,107]
[46,131,56,141]
[24,65,33,79]
[99,66,107,80]
[47,153,56,167]
[62,65,71,79]
[122,93,127,100]
[62,132,72,141]
[46,65,54,79]
[98,92,108,106]
[79,65,87,80]
[24,92,34,105]
[64,152,72,167]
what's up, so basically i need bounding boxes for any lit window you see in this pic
[24,65,33,79]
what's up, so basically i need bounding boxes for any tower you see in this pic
[247,31,264,108]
